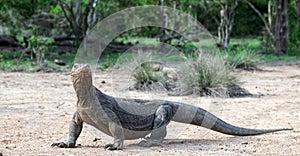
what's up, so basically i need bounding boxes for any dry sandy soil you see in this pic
[0,64,300,155]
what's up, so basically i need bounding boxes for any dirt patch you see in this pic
[0,65,300,155]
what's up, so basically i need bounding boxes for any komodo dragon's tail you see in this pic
[172,104,292,136]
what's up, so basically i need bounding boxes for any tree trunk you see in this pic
[159,0,167,43]
[59,0,95,50]
[295,0,300,27]
[274,0,289,55]
[218,0,238,49]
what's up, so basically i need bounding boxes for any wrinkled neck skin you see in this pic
[72,73,95,107]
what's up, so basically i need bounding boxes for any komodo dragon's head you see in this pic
[71,63,93,90]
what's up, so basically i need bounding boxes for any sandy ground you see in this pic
[0,65,300,156]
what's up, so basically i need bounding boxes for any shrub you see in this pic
[176,52,238,97]
[28,36,55,67]
[224,48,260,70]
[132,62,163,89]
[127,51,165,91]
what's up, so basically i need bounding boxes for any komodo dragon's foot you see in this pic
[104,144,123,150]
[51,142,75,148]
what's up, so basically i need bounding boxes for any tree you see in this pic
[58,0,99,42]
[243,0,275,50]
[274,0,290,55]
[218,0,238,49]
[0,0,55,36]
[295,0,300,26]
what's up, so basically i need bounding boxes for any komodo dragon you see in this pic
[51,63,292,150]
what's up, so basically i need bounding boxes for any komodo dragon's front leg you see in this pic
[51,111,83,148]
[139,105,173,147]
[103,108,125,150]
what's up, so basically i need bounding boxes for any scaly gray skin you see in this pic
[51,64,292,150]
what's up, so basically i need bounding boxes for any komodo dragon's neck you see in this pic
[72,68,96,107]
[75,83,96,106]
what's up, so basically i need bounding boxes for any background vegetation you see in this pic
[1,0,299,72]
[0,1,299,86]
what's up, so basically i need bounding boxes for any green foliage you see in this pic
[28,36,55,48]
[288,1,300,56]
[50,4,62,14]
[233,0,267,36]
[0,0,56,35]
[98,52,122,69]
[178,52,238,97]
[28,36,55,67]
[1,0,300,74]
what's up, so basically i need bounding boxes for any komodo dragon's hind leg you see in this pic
[139,105,173,147]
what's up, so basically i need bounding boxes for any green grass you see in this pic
[230,38,262,50]
[0,59,38,72]
[227,38,299,64]
[60,53,76,66]
[115,37,159,45]
[0,52,34,72]
[261,54,300,64]
[0,52,75,72]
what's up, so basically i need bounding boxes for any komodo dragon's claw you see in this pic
[51,142,75,148]
[104,144,122,150]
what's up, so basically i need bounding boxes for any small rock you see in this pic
[241,142,248,145]
[93,138,101,142]
[5,144,16,149]
[54,59,66,66]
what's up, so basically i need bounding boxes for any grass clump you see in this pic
[224,47,260,70]
[176,52,238,97]
[128,52,166,91]
[127,50,180,91]
[132,62,164,90]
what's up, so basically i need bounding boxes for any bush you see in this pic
[129,51,179,91]
[125,51,164,91]
[176,52,238,97]
[132,62,163,89]
[28,36,55,67]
